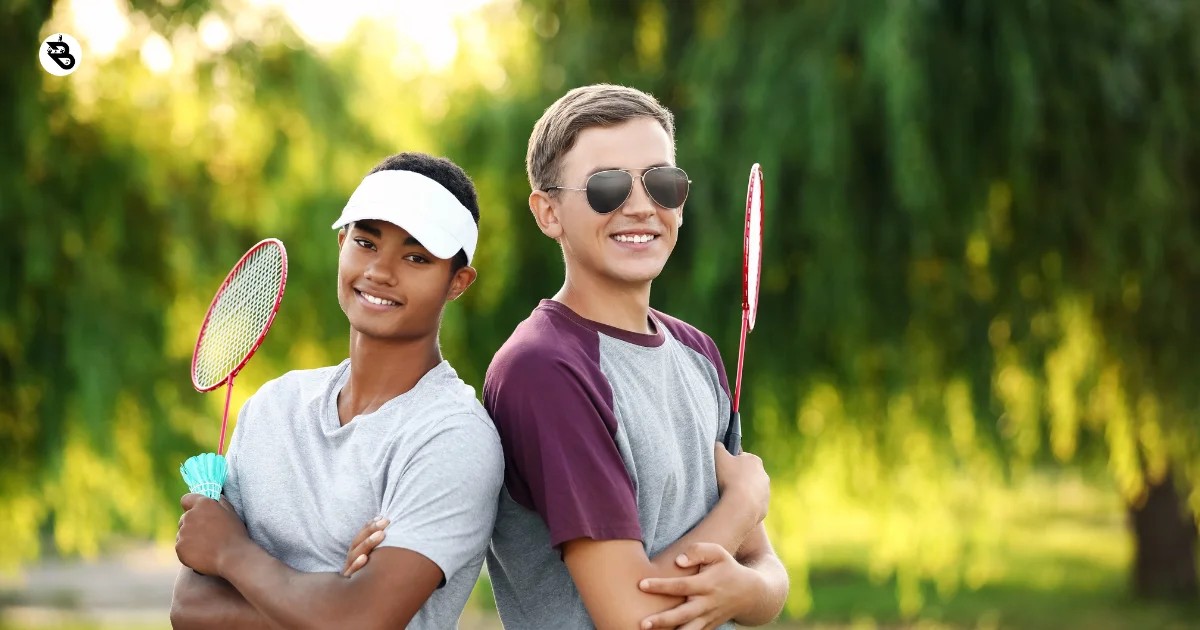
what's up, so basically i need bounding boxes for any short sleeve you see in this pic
[484,346,641,549]
[377,416,504,586]
[220,398,253,520]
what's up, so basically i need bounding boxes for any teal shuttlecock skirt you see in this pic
[180,453,228,500]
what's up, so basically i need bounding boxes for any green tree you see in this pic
[0,0,454,569]
[6,0,1200,617]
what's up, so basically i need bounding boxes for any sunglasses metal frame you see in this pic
[544,166,692,214]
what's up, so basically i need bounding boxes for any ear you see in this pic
[529,190,564,239]
[676,211,683,228]
[338,226,347,248]
[447,265,477,301]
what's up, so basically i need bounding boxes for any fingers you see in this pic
[639,575,698,597]
[342,530,384,576]
[715,441,762,462]
[639,598,707,630]
[180,493,203,511]
[342,518,388,575]
[349,530,386,562]
[342,552,368,577]
[678,542,725,568]
[350,516,387,550]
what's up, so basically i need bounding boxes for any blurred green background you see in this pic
[3,0,1200,628]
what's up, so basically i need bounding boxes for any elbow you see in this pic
[733,560,790,626]
[169,598,197,630]
[169,581,197,630]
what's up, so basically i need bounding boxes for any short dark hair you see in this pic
[527,84,675,192]
[368,152,480,272]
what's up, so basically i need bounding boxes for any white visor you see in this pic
[331,170,478,265]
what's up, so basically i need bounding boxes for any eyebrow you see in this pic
[352,222,428,250]
[352,222,383,238]
[585,162,672,177]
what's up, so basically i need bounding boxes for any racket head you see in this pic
[191,238,288,392]
[744,164,764,330]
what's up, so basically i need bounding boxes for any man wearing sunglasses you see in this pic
[483,84,789,629]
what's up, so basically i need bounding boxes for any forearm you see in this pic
[648,492,757,576]
[218,542,372,630]
[170,567,280,630]
[733,550,789,625]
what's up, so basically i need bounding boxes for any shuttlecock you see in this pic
[180,453,228,500]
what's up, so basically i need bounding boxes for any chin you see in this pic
[606,261,667,285]
[345,311,400,339]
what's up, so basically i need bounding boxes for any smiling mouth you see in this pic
[611,234,658,244]
[356,289,399,307]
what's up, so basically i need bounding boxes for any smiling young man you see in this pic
[482,85,790,629]
[169,152,504,630]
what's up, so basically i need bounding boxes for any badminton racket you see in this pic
[724,164,764,455]
[180,238,287,501]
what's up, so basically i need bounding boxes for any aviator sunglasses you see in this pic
[544,166,692,214]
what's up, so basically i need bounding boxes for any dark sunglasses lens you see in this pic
[585,171,634,214]
[645,168,690,209]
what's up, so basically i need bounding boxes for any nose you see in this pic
[363,257,398,286]
[620,175,657,220]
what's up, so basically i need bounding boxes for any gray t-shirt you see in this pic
[223,359,504,630]
[483,300,735,629]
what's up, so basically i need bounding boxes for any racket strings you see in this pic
[745,168,764,329]
[193,245,285,389]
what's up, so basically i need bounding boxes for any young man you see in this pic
[169,152,504,630]
[483,85,790,629]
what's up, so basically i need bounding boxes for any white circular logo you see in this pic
[40,33,81,76]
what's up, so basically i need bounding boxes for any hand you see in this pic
[713,442,770,523]
[638,542,762,630]
[342,516,389,577]
[176,493,251,576]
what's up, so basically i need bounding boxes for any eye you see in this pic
[354,237,376,251]
[405,254,429,264]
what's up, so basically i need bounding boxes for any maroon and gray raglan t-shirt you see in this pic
[483,299,735,629]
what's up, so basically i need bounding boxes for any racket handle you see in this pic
[724,410,742,455]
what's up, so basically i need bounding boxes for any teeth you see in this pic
[614,234,655,244]
[361,292,397,306]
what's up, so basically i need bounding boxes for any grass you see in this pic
[780,471,1200,630]
[800,564,1200,630]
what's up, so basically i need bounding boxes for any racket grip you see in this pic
[724,410,742,455]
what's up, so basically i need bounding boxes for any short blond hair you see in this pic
[526,84,676,191]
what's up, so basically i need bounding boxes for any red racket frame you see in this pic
[190,238,288,455]
[734,164,764,414]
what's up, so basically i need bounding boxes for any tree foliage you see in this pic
[3,0,1199,614]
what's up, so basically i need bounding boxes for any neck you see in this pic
[554,264,654,334]
[338,330,441,425]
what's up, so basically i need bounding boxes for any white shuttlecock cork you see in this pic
[180,452,228,501]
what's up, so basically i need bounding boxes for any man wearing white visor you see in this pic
[171,152,504,630]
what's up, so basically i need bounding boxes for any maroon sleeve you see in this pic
[483,313,642,549]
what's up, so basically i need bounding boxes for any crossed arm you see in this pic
[170,496,440,630]
[564,447,789,630]
[171,570,274,630]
